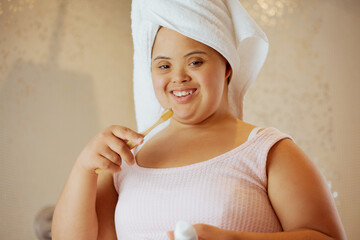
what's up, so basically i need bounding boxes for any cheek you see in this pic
[198,72,224,95]
[152,77,168,98]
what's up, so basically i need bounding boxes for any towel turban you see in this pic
[131,0,269,137]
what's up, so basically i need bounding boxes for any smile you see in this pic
[170,88,198,103]
[172,89,196,97]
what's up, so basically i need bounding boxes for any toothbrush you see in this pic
[95,108,173,174]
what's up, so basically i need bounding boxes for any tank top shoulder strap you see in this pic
[247,127,264,141]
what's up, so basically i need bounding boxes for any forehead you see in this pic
[152,27,215,55]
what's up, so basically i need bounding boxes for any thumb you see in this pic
[167,231,174,240]
[126,136,144,149]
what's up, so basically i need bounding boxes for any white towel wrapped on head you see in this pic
[131,0,268,138]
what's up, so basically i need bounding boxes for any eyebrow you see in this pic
[152,50,207,61]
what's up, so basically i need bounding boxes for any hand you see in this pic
[167,223,234,240]
[75,125,144,174]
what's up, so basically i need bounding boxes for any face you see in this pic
[151,27,232,125]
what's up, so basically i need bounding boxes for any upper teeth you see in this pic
[173,90,194,97]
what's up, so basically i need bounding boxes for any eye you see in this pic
[190,60,203,66]
[159,64,170,69]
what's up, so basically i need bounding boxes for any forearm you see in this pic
[230,229,336,240]
[52,162,99,240]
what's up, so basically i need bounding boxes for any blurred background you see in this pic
[0,0,358,239]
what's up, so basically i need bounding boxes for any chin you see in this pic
[172,109,212,125]
[163,99,217,125]
[173,117,198,125]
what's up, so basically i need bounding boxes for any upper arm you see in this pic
[96,172,118,240]
[267,138,346,240]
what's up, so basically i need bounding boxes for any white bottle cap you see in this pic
[174,220,198,240]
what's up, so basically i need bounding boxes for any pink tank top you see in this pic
[113,127,294,239]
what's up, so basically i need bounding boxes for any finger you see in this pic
[107,136,135,166]
[96,154,122,173]
[111,126,144,146]
[167,231,174,240]
[193,224,218,240]
[99,145,122,166]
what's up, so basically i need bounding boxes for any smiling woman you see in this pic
[50,0,347,240]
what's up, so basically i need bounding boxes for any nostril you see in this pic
[172,79,188,83]
[172,74,190,83]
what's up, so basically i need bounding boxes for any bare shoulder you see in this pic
[266,139,346,240]
[266,138,316,178]
[234,119,265,133]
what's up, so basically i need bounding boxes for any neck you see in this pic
[167,107,237,132]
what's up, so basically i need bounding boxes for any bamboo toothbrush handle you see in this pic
[141,119,162,136]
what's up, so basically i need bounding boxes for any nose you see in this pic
[172,68,191,84]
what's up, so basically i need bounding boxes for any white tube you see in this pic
[174,220,198,240]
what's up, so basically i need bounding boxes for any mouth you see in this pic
[170,88,197,97]
[169,88,198,103]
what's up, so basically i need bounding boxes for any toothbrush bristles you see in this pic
[161,108,173,121]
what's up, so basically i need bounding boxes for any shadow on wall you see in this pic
[0,59,99,239]
[0,0,100,239]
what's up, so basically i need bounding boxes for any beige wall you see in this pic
[0,0,358,239]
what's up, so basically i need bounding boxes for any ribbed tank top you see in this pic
[113,127,294,239]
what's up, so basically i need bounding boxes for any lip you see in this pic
[170,87,197,92]
[169,88,198,104]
